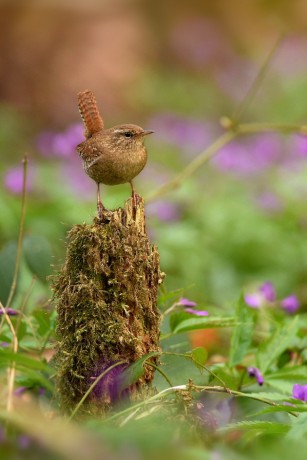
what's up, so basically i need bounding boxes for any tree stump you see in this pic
[53,195,163,416]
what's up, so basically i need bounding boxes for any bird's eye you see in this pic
[124,132,133,138]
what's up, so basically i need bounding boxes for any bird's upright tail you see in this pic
[77,90,104,139]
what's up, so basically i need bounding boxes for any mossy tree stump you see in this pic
[53,195,163,415]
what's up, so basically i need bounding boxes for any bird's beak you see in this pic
[142,130,154,136]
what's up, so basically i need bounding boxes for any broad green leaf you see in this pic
[229,293,256,366]
[171,315,237,334]
[14,369,54,392]
[257,317,300,372]
[0,349,52,373]
[0,241,17,304]
[191,347,208,372]
[286,413,307,440]
[221,420,290,435]
[267,366,307,381]
[32,310,52,337]
[118,351,160,393]
[250,404,307,417]
[23,235,53,283]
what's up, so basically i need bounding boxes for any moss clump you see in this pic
[53,195,163,415]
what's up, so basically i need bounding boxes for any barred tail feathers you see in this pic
[77,90,104,138]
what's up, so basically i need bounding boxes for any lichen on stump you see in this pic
[53,195,163,415]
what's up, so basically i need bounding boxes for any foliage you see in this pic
[1,24,307,460]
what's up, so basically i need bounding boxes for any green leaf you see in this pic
[23,236,53,283]
[257,317,300,373]
[286,413,307,440]
[118,351,160,393]
[0,349,52,373]
[229,293,256,367]
[267,366,307,381]
[191,347,208,372]
[170,315,237,334]
[0,241,17,304]
[221,420,290,435]
[32,310,52,337]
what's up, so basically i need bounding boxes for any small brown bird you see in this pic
[76,90,153,217]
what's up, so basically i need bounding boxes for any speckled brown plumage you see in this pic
[76,90,153,217]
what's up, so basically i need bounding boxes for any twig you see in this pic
[146,131,235,202]
[6,156,28,309]
[103,383,298,424]
[231,34,284,123]
[0,301,18,412]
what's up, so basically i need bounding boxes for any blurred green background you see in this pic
[1,0,307,311]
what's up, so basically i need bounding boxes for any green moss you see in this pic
[53,196,163,415]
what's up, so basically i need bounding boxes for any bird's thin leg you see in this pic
[97,182,104,219]
[130,180,137,208]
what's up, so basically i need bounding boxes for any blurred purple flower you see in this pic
[60,157,94,198]
[185,308,209,317]
[255,192,282,212]
[14,386,27,396]
[149,112,217,156]
[244,281,276,308]
[213,134,281,176]
[244,293,263,309]
[0,342,9,347]
[36,123,84,158]
[272,36,307,77]
[146,200,181,222]
[292,383,307,402]
[0,308,19,316]
[260,282,276,302]
[247,367,264,386]
[196,395,234,432]
[178,297,197,307]
[169,18,228,68]
[4,165,35,195]
[216,58,257,101]
[281,295,300,314]
[18,435,31,449]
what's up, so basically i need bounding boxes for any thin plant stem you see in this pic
[146,131,235,202]
[146,362,174,387]
[103,383,298,424]
[0,301,18,412]
[146,119,307,204]
[231,34,284,123]
[68,360,127,421]
[162,351,227,390]
[6,156,28,309]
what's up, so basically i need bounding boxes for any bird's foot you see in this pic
[97,202,104,220]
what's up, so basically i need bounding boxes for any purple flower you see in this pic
[185,308,209,316]
[260,282,276,302]
[36,123,84,158]
[4,165,35,195]
[255,192,282,212]
[178,297,197,308]
[0,308,19,316]
[213,134,281,177]
[149,112,217,157]
[0,342,9,347]
[18,435,31,449]
[247,367,264,386]
[281,295,300,314]
[14,386,27,396]
[244,281,276,308]
[292,384,307,402]
[169,18,228,69]
[60,156,94,198]
[146,200,181,222]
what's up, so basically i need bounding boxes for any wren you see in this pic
[76,90,153,218]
